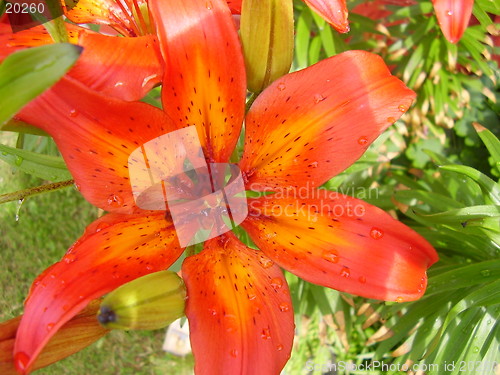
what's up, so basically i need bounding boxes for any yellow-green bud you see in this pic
[97,271,186,330]
[240,0,294,93]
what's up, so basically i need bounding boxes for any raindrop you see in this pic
[396,296,404,303]
[69,109,78,118]
[248,293,256,301]
[96,222,110,233]
[398,104,407,112]
[446,10,453,16]
[114,81,124,87]
[107,194,123,208]
[14,352,30,372]
[276,344,284,351]
[277,82,286,91]
[309,161,319,168]
[14,156,23,166]
[340,267,350,278]
[279,302,290,312]
[322,250,339,263]
[357,136,368,146]
[358,276,367,284]
[63,254,76,264]
[370,227,384,240]
[62,304,70,311]
[230,349,238,358]
[270,277,283,290]
[314,94,325,103]
[15,199,24,222]
[480,270,490,277]
[46,322,55,331]
[387,117,396,123]
[206,1,213,10]
[258,256,274,269]
[472,346,479,353]
[261,328,271,340]
[208,307,217,316]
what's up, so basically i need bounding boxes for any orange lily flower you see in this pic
[0,6,162,101]
[432,0,474,43]
[9,0,437,374]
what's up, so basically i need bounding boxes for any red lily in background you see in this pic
[7,0,438,374]
[432,0,474,43]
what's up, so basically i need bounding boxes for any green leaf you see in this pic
[0,43,82,125]
[415,205,500,224]
[0,143,71,181]
[473,123,500,164]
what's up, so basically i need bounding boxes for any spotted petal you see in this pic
[150,0,246,163]
[241,190,438,301]
[182,232,294,375]
[16,78,176,214]
[13,213,182,374]
[239,50,416,192]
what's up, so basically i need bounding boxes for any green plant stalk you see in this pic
[0,179,74,204]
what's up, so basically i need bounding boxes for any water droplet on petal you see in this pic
[387,116,396,123]
[446,10,453,16]
[230,349,238,357]
[279,302,290,312]
[146,264,153,271]
[14,352,30,372]
[96,222,110,233]
[370,227,384,240]
[357,136,368,146]
[261,328,271,340]
[398,104,407,112]
[46,322,55,331]
[114,81,124,87]
[396,296,404,303]
[258,256,274,269]
[340,267,350,278]
[314,94,325,103]
[270,277,283,290]
[107,194,123,208]
[69,109,78,117]
[322,250,339,263]
[142,74,158,88]
[277,82,286,91]
[248,293,256,301]
[309,161,319,168]
[208,307,217,316]
[206,1,213,10]
[358,276,367,284]
[15,156,23,166]
[63,253,76,264]
[62,304,70,311]
[276,344,284,351]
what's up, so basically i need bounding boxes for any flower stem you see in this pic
[0,179,75,204]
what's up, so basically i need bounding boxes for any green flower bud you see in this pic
[240,0,294,93]
[97,271,186,330]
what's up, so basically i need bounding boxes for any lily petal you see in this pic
[13,213,182,374]
[16,78,176,214]
[239,50,415,192]
[0,24,162,101]
[241,190,438,301]
[432,0,473,43]
[302,0,349,33]
[150,0,246,163]
[182,232,294,375]
[226,0,242,14]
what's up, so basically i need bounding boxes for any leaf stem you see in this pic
[0,179,75,204]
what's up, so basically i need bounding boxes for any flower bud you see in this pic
[240,0,294,93]
[97,271,186,330]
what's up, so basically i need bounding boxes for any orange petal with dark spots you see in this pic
[150,0,246,163]
[16,78,177,214]
[302,0,350,33]
[432,0,473,43]
[0,24,162,101]
[239,50,416,192]
[241,190,438,301]
[182,232,294,375]
[13,213,182,374]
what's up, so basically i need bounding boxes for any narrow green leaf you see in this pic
[0,143,71,181]
[473,123,500,163]
[0,43,82,125]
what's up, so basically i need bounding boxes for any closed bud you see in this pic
[240,0,294,93]
[97,271,186,330]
